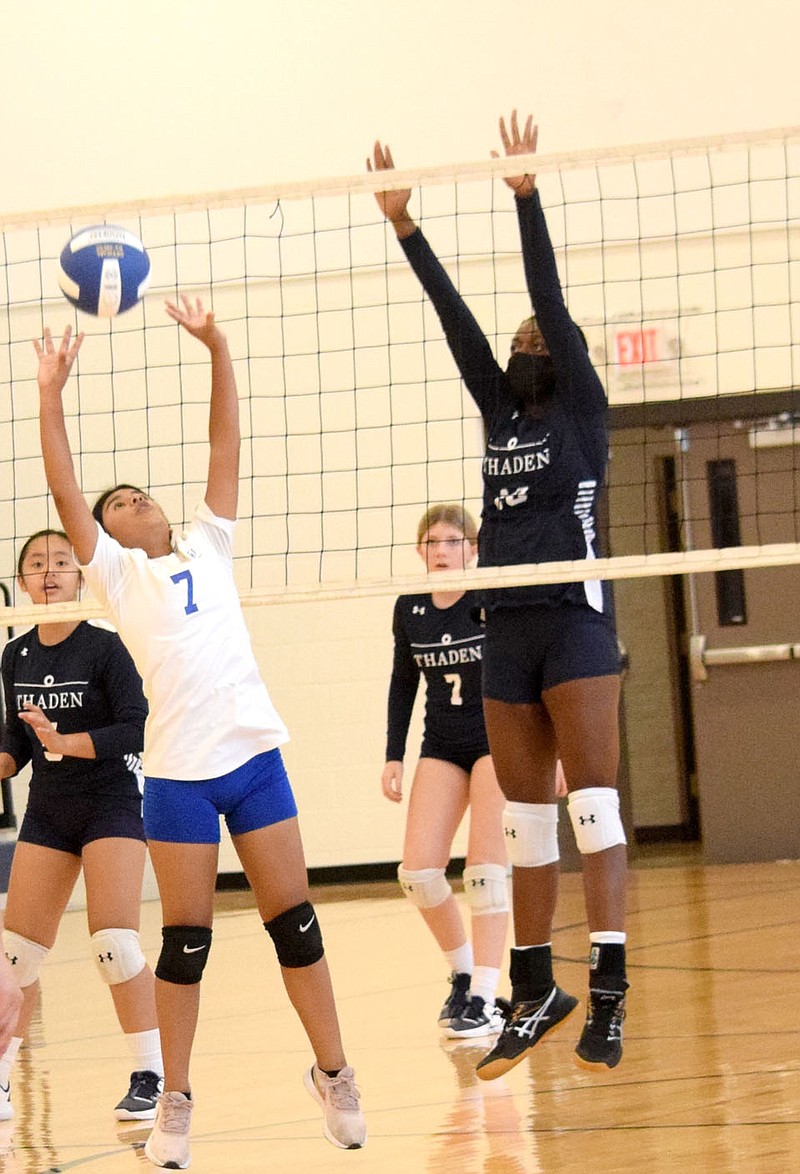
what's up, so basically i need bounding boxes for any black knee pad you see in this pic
[155,925,213,985]
[264,901,324,968]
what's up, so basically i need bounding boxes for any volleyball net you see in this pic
[1,126,799,626]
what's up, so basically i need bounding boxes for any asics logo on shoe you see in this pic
[511,987,558,1039]
[182,944,208,953]
[299,915,316,933]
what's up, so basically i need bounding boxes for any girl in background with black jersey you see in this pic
[382,504,508,1039]
[369,111,628,1081]
[0,529,162,1122]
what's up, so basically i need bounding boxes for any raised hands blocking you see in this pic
[369,110,538,232]
[492,110,538,198]
[367,141,416,237]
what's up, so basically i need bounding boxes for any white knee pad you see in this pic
[567,787,627,854]
[91,928,146,985]
[3,931,49,988]
[462,864,509,916]
[503,802,560,867]
[397,866,451,910]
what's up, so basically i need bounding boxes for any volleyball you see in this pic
[58,225,151,317]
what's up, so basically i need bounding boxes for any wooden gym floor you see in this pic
[1,856,798,1173]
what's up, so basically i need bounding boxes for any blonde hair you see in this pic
[416,503,478,545]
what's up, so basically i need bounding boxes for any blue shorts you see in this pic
[19,784,145,857]
[419,736,491,774]
[143,749,298,844]
[483,603,620,704]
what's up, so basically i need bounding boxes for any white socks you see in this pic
[125,1027,163,1077]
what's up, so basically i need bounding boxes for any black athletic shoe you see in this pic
[114,1070,163,1120]
[444,995,507,1039]
[475,985,579,1081]
[438,972,471,1028]
[574,980,628,1071]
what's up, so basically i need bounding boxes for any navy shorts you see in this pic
[19,784,146,858]
[483,603,620,704]
[419,736,491,774]
[143,748,298,844]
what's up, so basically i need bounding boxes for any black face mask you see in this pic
[506,351,556,405]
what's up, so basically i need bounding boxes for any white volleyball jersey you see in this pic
[80,501,288,781]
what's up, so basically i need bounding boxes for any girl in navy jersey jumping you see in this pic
[370,111,628,1080]
[32,299,366,1168]
[0,529,163,1122]
[383,504,509,1039]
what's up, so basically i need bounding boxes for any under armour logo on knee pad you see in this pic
[579,814,596,825]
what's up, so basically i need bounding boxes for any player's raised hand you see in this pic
[165,294,225,350]
[492,110,538,197]
[33,326,84,398]
[368,142,415,232]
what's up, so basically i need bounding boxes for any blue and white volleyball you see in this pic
[58,225,150,317]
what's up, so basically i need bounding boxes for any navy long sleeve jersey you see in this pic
[400,191,609,612]
[0,621,147,793]
[386,592,487,762]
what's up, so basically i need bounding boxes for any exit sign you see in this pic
[614,328,660,365]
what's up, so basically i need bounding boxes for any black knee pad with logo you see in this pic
[264,901,324,968]
[155,925,213,985]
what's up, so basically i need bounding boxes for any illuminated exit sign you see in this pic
[614,328,661,365]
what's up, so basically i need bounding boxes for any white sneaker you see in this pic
[303,1064,366,1150]
[0,1082,12,1122]
[143,1091,193,1169]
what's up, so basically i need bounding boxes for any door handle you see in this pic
[690,633,798,682]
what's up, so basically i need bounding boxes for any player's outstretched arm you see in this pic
[34,326,98,566]
[368,142,417,240]
[491,109,538,197]
[165,295,239,521]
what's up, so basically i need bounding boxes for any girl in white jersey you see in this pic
[33,298,366,1169]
